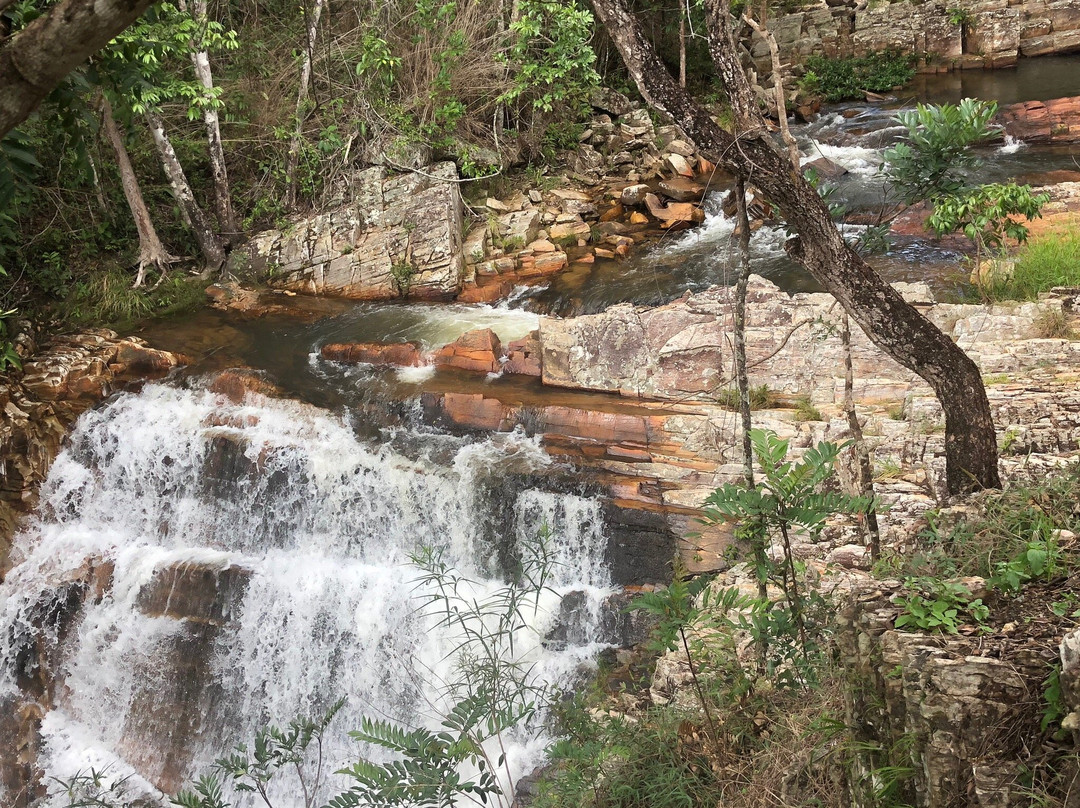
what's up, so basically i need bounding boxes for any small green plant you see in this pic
[702,429,874,687]
[1042,664,1067,734]
[1051,593,1080,619]
[990,537,1066,593]
[715,384,774,411]
[0,304,21,373]
[390,261,417,296]
[927,182,1049,268]
[794,395,823,422]
[947,6,975,26]
[894,576,989,634]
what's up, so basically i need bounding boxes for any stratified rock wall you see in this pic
[752,0,1080,78]
[246,162,464,300]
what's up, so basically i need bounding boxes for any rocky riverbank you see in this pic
[0,333,187,569]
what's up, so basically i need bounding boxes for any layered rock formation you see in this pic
[751,0,1080,78]
[0,332,187,568]
[246,163,465,300]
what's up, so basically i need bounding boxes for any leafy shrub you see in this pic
[803,50,916,103]
[894,577,989,633]
[883,98,999,204]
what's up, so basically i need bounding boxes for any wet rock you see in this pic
[320,342,424,367]
[545,590,657,649]
[207,369,286,402]
[801,156,848,180]
[1000,95,1080,144]
[504,331,542,376]
[2,335,188,564]
[434,328,504,373]
[644,193,705,224]
[136,561,251,625]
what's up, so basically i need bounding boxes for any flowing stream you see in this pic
[3,55,1080,808]
[1,382,613,806]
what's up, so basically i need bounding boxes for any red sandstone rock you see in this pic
[320,342,423,366]
[504,332,542,376]
[208,369,286,402]
[433,329,504,374]
[1000,96,1080,144]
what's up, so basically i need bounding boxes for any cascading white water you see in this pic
[0,382,614,807]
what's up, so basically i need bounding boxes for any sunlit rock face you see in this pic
[246,163,464,301]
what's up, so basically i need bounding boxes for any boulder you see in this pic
[433,329,504,374]
[644,193,705,223]
[658,176,707,203]
[620,184,650,206]
[504,332,542,376]
[249,163,464,300]
[588,87,633,116]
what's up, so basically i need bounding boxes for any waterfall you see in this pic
[0,382,614,807]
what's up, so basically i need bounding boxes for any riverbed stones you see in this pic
[247,162,465,300]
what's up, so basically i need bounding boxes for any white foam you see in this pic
[0,384,615,808]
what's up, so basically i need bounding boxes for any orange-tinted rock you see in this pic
[437,392,515,430]
[504,331,542,376]
[110,342,188,375]
[644,193,705,224]
[434,328,504,373]
[136,561,251,625]
[208,369,286,402]
[600,203,625,222]
[516,251,568,278]
[1000,96,1080,144]
[658,176,707,203]
[320,342,423,366]
[457,282,515,303]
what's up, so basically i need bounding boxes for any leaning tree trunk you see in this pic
[99,96,174,288]
[588,0,1000,493]
[145,109,225,271]
[178,0,237,242]
[283,0,325,209]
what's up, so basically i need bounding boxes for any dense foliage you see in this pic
[801,49,916,103]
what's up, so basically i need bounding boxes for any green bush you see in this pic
[803,50,916,103]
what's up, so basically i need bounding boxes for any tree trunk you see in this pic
[588,0,1000,493]
[178,0,237,241]
[99,96,174,287]
[283,0,325,209]
[0,0,155,139]
[843,312,881,562]
[742,14,800,170]
[145,110,225,271]
[678,9,686,88]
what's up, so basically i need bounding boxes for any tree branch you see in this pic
[0,0,154,138]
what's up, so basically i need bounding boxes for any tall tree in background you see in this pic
[588,0,1000,494]
[177,0,238,241]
